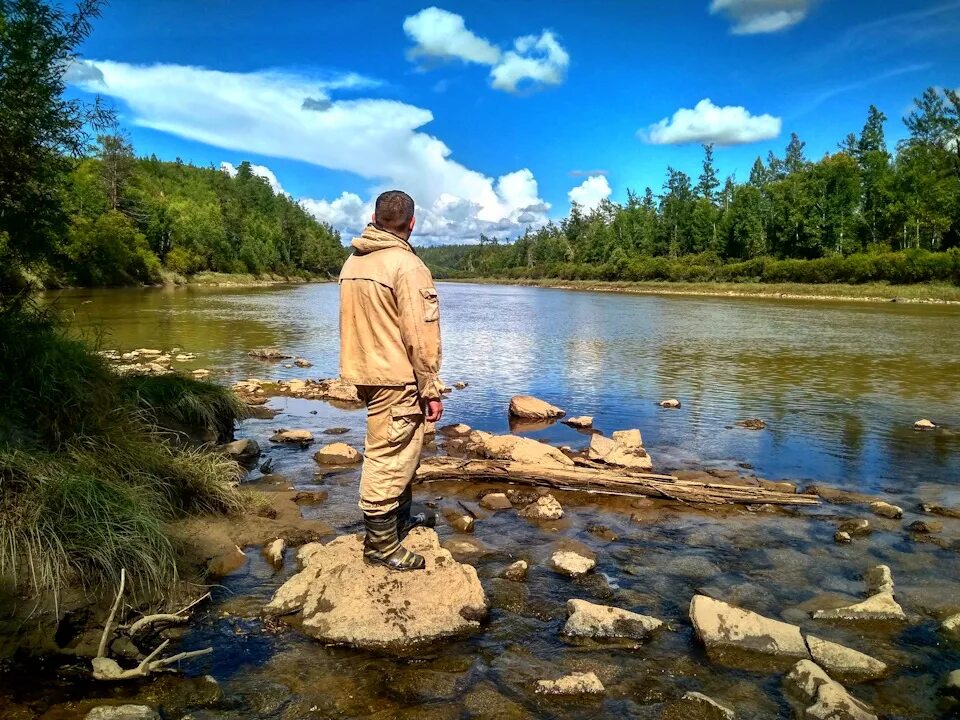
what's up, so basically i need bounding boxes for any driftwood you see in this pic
[415,457,819,507]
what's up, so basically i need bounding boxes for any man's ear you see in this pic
[371,212,377,224]
[409,216,416,232]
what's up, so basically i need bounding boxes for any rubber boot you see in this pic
[397,485,437,540]
[363,509,426,571]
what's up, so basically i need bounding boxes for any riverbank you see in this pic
[446,277,960,304]
[165,270,332,287]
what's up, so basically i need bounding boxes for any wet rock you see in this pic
[313,442,362,465]
[784,660,877,720]
[611,428,643,448]
[914,418,936,430]
[941,613,960,635]
[586,433,653,471]
[509,394,565,419]
[834,531,852,544]
[805,635,888,682]
[269,428,314,444]
[262,538,286,567]
[222,438,260,462]
[85,707,160,720]
[313,377,362,405]
[109,636,142,660]
[518,495,564,521]
[292,490,328,505]
[470,432,573,467]
[836,518,870,536]
[535,671,605,696]
[661,692,735,720]
[807,485,882,505]
[207,544,246,577]
[441,536,490,558]
[586,524,618,542]
[946,669,960,698]
[248,348,292,360]
[550,550,596,577]
[736,418,766,430]
[563,416,594,429]
[479,492,513,510]
[264,528,486,649]
[864,565,894,595]
[869,501,903,519]
[919,502,960,519]
[659,398,681,409]
[293,357,312,367]
[462,681,529,718]
[446,511,475,534]
[439,423,472,438]
[689,595,809,662]
[191,368,211,378]
[501,560,528,582]
[812,592,905,622]
[506,488,541,507]
[453,381,468,389]
[563,599,663,641]
[908,519,943,533]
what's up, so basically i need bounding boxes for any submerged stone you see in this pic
[85,707,160,720]
[535,671,605,696]
[263,528,487,650]
[563,598,663,641]
[784,660,877,720]
[805,634,888,682]
[661,692,735,720]
[689,595,809,664]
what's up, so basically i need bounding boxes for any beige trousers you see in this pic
[356,383,425,515]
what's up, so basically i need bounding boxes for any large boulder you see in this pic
[784,660,877,720]
[508,395,565,420]
[586,433,653,471]
[689,595,809,663]
[563,599,663,641]
[469,432,573,467]
[263,529,487,650]
[611,429,642,448]
[518,495,564,521]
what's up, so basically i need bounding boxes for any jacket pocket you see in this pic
[420,287,440,322]
[389,404,423,444]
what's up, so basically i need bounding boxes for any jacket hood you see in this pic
[351,224,413,255]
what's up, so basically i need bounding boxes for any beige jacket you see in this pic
[338,224,443,400]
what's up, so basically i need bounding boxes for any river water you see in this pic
[10,282,960,718]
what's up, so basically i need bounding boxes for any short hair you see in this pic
[374,190,415,234]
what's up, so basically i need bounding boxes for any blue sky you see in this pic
[68,0,960,244]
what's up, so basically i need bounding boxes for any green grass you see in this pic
[0,299,246,600]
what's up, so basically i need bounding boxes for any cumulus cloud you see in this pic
[710,0,813,34]
[641,98,781,145]
[568,175,612,211]
[403,8,569,94]
[220,161,286,194]
[403,7,501,65]
[68,60,551,244]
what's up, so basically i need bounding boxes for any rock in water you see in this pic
[293,357,313,367]
[811,592,906,622]
[661,692,735,720]
[222,438,260,463]
[942,613,960,635]
[518,495,564,520]
[313,442,362,465]
[479,492,513,510]
[469,432,574,467]
[586,434,653,471]
[868,501,902,519]
[736,418,767,430]
[914,418,936,430]
[563,598,663,641]
[535,671,605,695]
[439,423,472,438]
[550,550,595,577]
[804,635,888,682]
[508,395,565,420]
[85,707,161,720]
[270,428,314,444]
[611,428,643,448]
[660,398,681,409]
[248,348,292,360]
[263,528,487,649]
[500,560,528,582]
[563,416,594,429]
[262,538,286,567]
[784,660,878,720]
[946,669,960,698]
[689,595,809,663]
[864,565,894,595]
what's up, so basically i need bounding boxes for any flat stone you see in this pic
[264,529,487,649]
[518,495,564,521]
[85,707,161,720]
[587,433,652,471]
[508,395,565,420]
[689,595,809,661]
[550,550,596,577]
[869,501,902,519]
[563,416,594,428]
[270,428,314,444]
[313,442,361,465]
[864,565,894,595]
[784,660,877,720]
[535,671,604,696]
[438,423,472,438]
[805,635,888,681]
[472,432,574,467]
[660,398,681,409]
[661,692,735,720]
[479,492,513,511]
[812,592,906,622]
[500,560,528,582]
[611,428,643,448]
[563,598,663,641]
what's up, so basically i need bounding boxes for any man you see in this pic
[339,190,444,571]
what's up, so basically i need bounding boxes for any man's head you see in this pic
[373,190,416,238]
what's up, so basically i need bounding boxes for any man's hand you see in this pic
[424,398,443,423]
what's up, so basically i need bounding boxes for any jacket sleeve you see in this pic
[395,263,444,400]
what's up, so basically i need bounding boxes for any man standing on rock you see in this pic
[339,190,443,571]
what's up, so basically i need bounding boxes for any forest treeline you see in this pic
[421,92,960,286]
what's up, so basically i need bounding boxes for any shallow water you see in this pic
[7,282,960,718]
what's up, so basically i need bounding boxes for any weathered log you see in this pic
[414,457,818,507]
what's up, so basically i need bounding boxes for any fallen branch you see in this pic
[124,591,211,636]
[414,457,818,507]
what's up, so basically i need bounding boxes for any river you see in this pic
[9,282,960,718]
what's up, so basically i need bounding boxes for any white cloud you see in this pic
[220,161,285,194]
[490,31,569,94]
[403,7,501,65]
[568,175,612,211]
[403,8,569,94]
[710,0,813,34]
[641,98,781,145]
[71,60,552,244]
[300,192,369,231]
